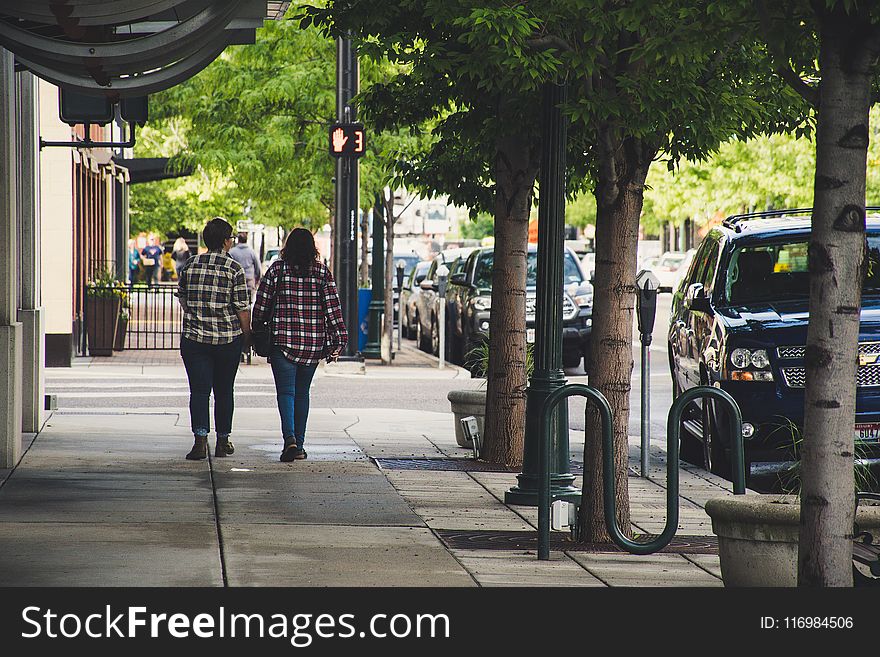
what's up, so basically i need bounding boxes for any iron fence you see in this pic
[82,283,181,353]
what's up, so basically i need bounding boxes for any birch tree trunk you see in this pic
[798,11,874,587]
[481,133,540,467]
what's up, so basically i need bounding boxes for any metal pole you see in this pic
[363,199,383,359]
[334,35,360,359]
[506,80,579,506]
[439,302,445,369]
[641,342,650,477]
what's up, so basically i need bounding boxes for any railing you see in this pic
[83,283,181,353]
[537,384,745,559]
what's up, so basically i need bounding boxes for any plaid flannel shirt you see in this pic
[252,259,348,365]
[176,251,250,344]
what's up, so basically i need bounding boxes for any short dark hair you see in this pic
[203,217,233,251]
[237,232,248,243]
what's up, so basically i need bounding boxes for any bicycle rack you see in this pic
[537,384,746,559]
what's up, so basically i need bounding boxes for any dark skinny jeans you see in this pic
[180,336,242,437]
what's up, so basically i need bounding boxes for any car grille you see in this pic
[777,341,880,361]
[525,294,577,321]
[781,363,880,388]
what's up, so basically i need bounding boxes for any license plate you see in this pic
[526,328,535,344]
[855,423,880,443]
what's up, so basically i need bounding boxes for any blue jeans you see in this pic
[180,336,242,437]
[270,346,318,447]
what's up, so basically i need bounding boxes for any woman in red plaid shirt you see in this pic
[253,228,348,461]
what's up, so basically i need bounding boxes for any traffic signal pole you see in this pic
[334,35,360,359]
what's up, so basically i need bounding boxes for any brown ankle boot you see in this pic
[186,436,208,460]
[214,437,234,457]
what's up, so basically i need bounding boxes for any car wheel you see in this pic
[563,350,581,369]
[674,367,703,466]
[702,388,732,479]
[430,318,440,356]
[416,315,430,352]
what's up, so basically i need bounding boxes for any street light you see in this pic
[436,263,449,369]
[396,259,406,351]
[635,269,660,478]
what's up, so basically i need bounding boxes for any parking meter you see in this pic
[635,269,660,478]
[635,269,660,346]
[436,264,450,368]
[396,260,406,291]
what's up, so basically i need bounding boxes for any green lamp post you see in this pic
[505,81,579,506]
[363,195,384,359]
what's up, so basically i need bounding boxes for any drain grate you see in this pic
[435,529,718,554]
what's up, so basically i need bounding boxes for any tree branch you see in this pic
[776,64,819,107]
[527,35,572,53]
[756,0,819,108]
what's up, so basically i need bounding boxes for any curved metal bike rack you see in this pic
[537,384,745,559]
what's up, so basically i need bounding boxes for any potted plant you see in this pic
[114,283,130,351]
[448,337,534,449]
[705,430,880,586]
[85,269,123,356]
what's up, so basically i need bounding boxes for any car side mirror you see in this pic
[420,279,436,291]
[687,283,711,312]
[449,272,467,286]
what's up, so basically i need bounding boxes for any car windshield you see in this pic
[725,236,880,305]
[473,251,583,289]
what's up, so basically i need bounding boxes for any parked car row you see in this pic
[399,245,593,373]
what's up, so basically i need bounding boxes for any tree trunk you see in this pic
[481,134,540,467]
[578,134,654,542]
[382,197,395,365]
[798,13,872,587]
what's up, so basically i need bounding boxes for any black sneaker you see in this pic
[280,444,298,462]
[292,447,307,460]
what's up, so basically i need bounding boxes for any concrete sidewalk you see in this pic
[0,362,748,587]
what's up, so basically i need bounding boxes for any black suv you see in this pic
[668,209,880,480]
[446,244,593,370]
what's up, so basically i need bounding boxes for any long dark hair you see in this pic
[280,228,319,274]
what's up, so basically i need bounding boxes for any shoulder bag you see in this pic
[251,263,280,357]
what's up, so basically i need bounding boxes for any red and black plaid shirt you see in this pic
[252,259,348,365]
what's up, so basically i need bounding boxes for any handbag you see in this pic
[251,265,279,357]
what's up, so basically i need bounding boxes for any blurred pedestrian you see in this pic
[176,217,252,460]
[253,228,347,462]
[127,239,140,286]
[172,237,191,280]
[228,232,262,303]
[141,236,163,288]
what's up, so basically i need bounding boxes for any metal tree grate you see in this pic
[374,457,640,477]
[434,529,718,554]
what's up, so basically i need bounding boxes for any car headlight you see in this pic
[750,349,770,369]
[473,297,491,311]
[730,348,752,369]
[573,293,593,307]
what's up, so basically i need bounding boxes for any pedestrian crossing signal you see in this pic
[329,123,366,158]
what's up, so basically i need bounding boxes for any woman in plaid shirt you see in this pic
[253,228,348,461]
[177,217,252,460]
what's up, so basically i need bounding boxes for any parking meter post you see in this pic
[437,264,449,370]
[396,260,406,351]
[635,269,660,478]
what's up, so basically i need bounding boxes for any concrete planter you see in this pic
[705,495,880,587]
[447,388,486,448]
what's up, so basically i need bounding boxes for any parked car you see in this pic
[400,260,431,339]
[391,251,422,323]
[447,244,593,371]
[581,252,596,282]
[668,209,880,481]
[668,248,697,294]
[261,246,281,274]
[414,248,475,355]
[652,251,689,291]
